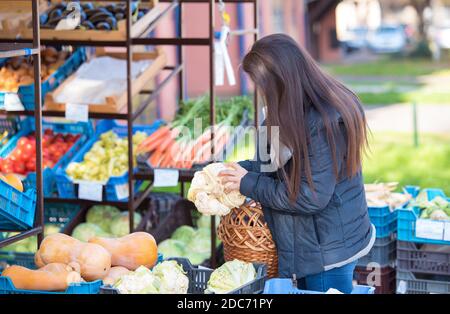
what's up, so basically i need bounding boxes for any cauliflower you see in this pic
[188,163,246,216]
[114,266,160,294]
[152,261,189,294]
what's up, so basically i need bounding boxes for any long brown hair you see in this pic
[242,34,367,201]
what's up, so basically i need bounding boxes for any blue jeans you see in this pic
[298,261,357,294]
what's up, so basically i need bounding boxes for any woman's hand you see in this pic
[219,163,248,192]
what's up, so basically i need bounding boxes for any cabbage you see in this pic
[157,239,185,258]
[110,212,142,237]
[86,205,121,232]
[171,226,196,244]
[196,227,221,246]
[72,223,110,242]
[152,261,189,294]
[196,215,220,229]
[114,266,161,294]
[44,224,61,237]
[186,231,211,256]
[185,251,209,265]
[205,260,256,294]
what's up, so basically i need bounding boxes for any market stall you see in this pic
[0,0,449,296]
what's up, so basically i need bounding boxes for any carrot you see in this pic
[195,141,212,163]
[159,152,173,168]
[138,126,170,150]
[137,134,168,154]
[148,149,164,168]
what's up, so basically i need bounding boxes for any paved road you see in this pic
[364,104,450,134]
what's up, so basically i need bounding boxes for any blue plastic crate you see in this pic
[0,117,92,197]
[0,203,82,271]
[263,278,375,294]
[0,277,102,294]
[367,186,419,238]
[397,188,450,245]
[55,119,164,202]
[0,48,86,110]
[0,178,36,231]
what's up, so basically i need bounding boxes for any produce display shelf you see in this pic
[55,119,164,202]
[354,266,396,294]
[0,48,86,110]
[397,240,450,276]
[263,278,375,294]
[0,277,102,294]
[99,257,267,294]
[396,269,450,294]
[0,203,83,272]
[20,0,163,42]
[397,189,450,245]
[356,235,396,268]
[0,117,92,197]
[45,48,167,114]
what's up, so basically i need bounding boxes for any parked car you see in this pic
[367,25,407,53]
[342,27,368,50]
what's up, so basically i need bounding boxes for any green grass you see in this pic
[363,132,450,195]
[357,91,450,105]
[324,58,450,77]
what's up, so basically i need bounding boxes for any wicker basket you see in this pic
[218,201,279,278]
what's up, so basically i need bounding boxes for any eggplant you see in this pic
[137,11,144,20]
[79,11,87,23]
[115,12,125,20]
[105,4,116,13]
[89,12,114,24]
[85,8,110,18]
[96,22,111,30]
[49,8,62,20]
[39,13,48,25]
[105,17,117,30]
[81,20,95,30]
[81,2,94,11]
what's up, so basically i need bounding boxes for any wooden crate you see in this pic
[0,1,48,39]
[20,0,160,41]
[44,47,167,114]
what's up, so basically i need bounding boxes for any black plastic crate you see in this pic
[99,257,267,294]
[396,270,450,294]
[357,235,396,267]
[397,241,450,276]
[354,265,396,294]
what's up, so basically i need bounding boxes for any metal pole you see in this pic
[413,102,419,147]
[209,0,217,268]
[126,0,135,232]
[32,0,44,246]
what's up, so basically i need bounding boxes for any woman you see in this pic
[220,34,375,294]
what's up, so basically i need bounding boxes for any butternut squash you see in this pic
[35,233,111,281]
[1,263,82,291]
[103,266,131,286]
[89,232,158,270]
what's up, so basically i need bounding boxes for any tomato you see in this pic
[12,148,25,161]
[52,150,63,162]
[43,160,55,169]
[44,129,54,136]
[48,145,58,155]
[2,158,14,174]
[13,162,26,175]
[26,160,36,172]
[17,137,29,148]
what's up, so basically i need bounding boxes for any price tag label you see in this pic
[78,182,103,202]
[115,183,130,200]
[66,103,88,122]
[153,169,179,187]
[444,222,450,242]
[415,219,444,240]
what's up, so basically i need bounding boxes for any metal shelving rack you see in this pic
[0,0,44,248]
[0,0,259,267]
